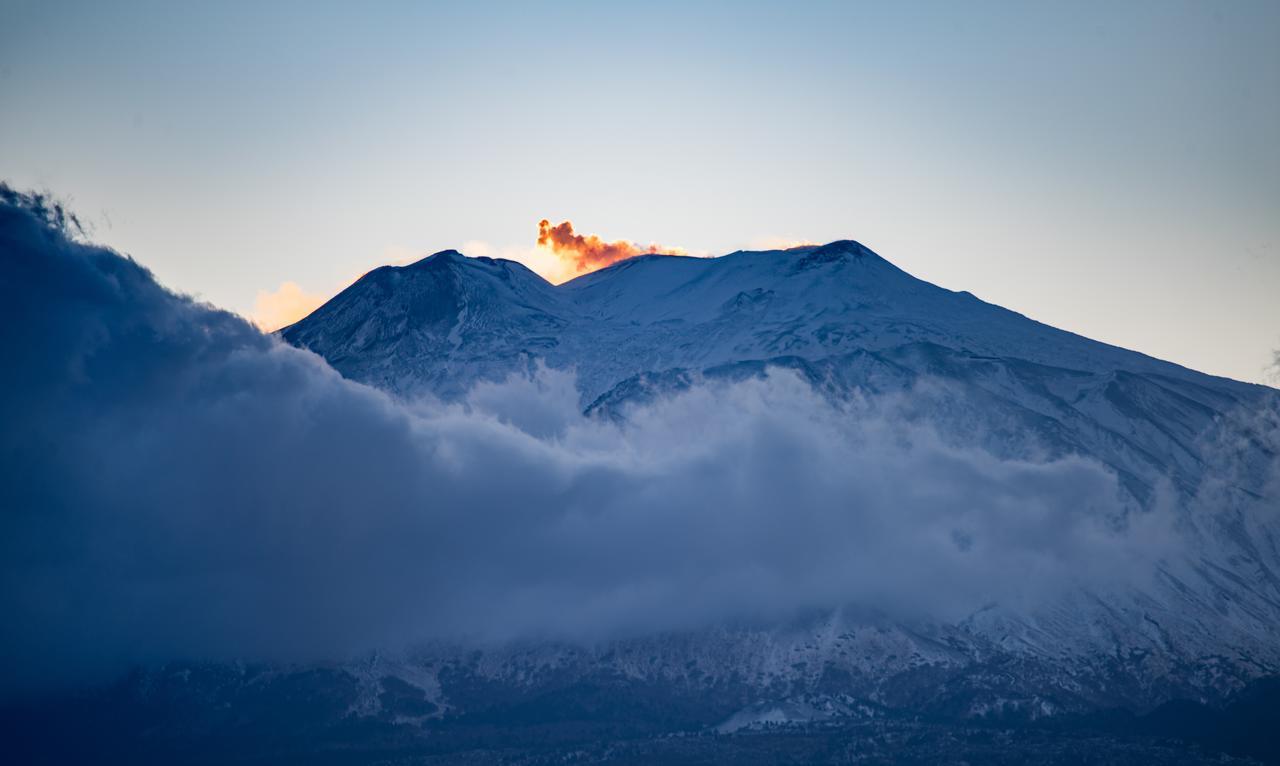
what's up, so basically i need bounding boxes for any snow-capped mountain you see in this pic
[285,240,1258,406]
[277,240,1280,725]
[284,241,1268,504]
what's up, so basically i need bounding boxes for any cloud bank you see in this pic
[0,188,1176,696]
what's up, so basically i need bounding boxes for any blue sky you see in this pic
[2,0,1277,382]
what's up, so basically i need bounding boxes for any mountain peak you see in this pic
[405,249,465,268]
[785,239,887,274]
[810,239,874,255]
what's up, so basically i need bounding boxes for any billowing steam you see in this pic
[537,219,686,277]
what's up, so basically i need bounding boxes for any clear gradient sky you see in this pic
[2,0,1277,382]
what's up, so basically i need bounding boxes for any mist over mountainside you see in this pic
[278,240,1280,711]
[3,187,1279,763]
[284,240,1274,522]
[284,242,1269,499]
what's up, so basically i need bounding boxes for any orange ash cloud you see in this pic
[537,219,686,277]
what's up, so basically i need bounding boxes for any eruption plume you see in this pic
[537,219,685,277]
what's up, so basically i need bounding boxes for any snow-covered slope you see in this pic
[286,240,1258,399]
[283,250,571,400]
[284,241,1266,499]
[282,240,1280,718]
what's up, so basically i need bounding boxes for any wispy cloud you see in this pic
[747,236,819,250]
[251,281,326,331]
